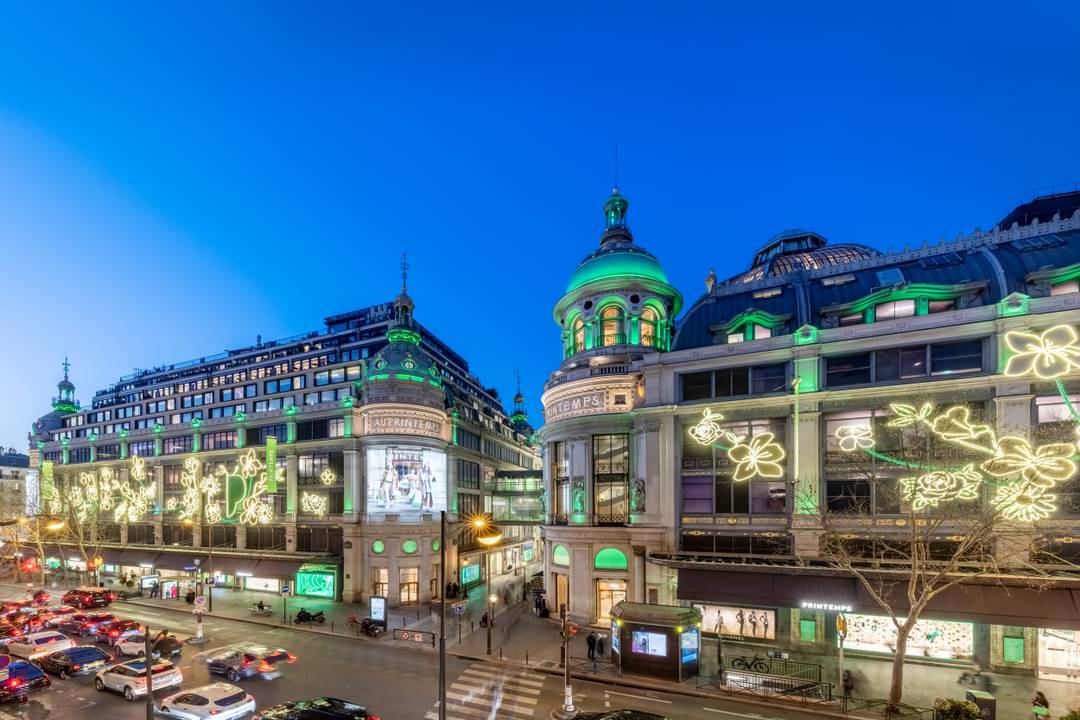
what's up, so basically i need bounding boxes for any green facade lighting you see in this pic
[593,547,628,570]
[295,564,337,599]
[552,544,570,566]
[998,293,1030,317]
[794,358,819,393]
[460,563,480,584]
[372,540,385,554]
[387,327,421,346]
[265,437,278,492]
[794,325,819,345]
[401,539,418,554]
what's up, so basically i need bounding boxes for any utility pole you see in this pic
[438,510,447,720]
[144,628,154,720]
[557,604,576,718]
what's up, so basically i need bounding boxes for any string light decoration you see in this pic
[216,448,273,525]
[320,467,337,486]
[301,492,328,516]
[1003,325,1080,379]
[835,401,1078,521]
[689,408,787,481]
[115,455,155,523]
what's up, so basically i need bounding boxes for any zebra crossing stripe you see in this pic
[460,666,545,687]
[449,681,539,704]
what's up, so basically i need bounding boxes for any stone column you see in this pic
[235,524,247,550]
[633,548,646,603]
[343,449,361,522]
[569,545,592,623]
[994,387,1035,565]
[791,408,823,557]
[286,453,298,522]
[153,465,164,545]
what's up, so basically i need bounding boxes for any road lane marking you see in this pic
[703,708,770,719]
[605,690,672,704]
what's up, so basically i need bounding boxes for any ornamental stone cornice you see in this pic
[540,524,665,544]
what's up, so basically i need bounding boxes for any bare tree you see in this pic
[803,399,1072,709]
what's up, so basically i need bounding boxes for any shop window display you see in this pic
[693,604,776,640]
[844,613,972,659]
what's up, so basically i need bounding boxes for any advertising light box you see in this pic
[631,631,667,657]
[366,446,447,519]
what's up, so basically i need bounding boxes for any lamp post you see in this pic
[9,516,66,587]
[439,512,501,720]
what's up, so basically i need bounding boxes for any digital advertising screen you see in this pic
[366,446,447,518]
[631,631,667,657]
[680,629,699,664]
[611,621,620,654]
[693,603,776,640]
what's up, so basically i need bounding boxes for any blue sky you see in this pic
[1,2,1079,449]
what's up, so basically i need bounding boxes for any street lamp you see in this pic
[183,514,215,612]
[439,512,501,720]
[6,515,66,586]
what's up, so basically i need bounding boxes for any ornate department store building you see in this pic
[540,188,1080,679]
[28,286,541,607]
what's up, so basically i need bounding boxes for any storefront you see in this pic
[239,558,306,595]
[242,576,281,593]
[844,613,973,659]
[295,563,340,600]
[597,579,627,622]
[1039,629,1080,682]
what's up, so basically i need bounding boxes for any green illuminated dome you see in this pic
[566,245,669,293]
[565,188,669,293]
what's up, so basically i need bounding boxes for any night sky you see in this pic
[2,2,1079,448]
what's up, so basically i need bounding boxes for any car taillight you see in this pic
[209,710,221,716]
[135,677,146,685]
[108,594,115,601]
[258,660,273,673]
[5,679,20,689]
[12,629,21,636]
[286,652,297,664]
[110,630,119,637]
[71,664,80,671]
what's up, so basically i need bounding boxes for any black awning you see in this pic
[203,555,260,576]
[115,550,161,566]
[676,566,1080,630]
[152,552,208,571]
[252,558,305,578]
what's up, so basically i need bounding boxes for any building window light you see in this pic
[753,324,772,339]
[752,288,782,299]
[727,333,744,344]
[1051,280,1079,296]
[874,299,915,321]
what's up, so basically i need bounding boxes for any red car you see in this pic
[93,619,143,645]
[41,606,78,627]
[74,613,116,637]
[1,601,34,616]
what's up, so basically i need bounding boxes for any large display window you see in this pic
[1039,629,1080,682]
[366,446,447,519]
[844,613,972,659]
[693,604,775,640]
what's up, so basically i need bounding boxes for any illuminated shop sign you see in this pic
[363,409,444,440]
[801,601,852,612]
[543,381,637,424]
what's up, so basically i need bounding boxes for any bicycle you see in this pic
[731,654,770,673]
[346,614,361,633]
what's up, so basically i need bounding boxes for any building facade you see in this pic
[28,287,541,607]
[541,188,1080,680]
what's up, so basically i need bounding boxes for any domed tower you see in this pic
[363,283,444,410]
[509,371,532,435]
[52,356,79,414]
[554,188,682,360]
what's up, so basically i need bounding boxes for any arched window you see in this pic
[573,317,585,353]
[593,547,628,571]
[600,306,625,346]
[639,307,659,348]
[553,544,570,566]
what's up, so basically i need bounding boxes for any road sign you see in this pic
[393,628,434,646]
[452,600,467,615]
[836,613,847,638]
[193,558,201,566]
[280,584,291,596]
[194,596,207,608]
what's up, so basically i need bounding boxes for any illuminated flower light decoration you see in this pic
[900,466,982,511]
[301,492,328,516]
[216,448,273,525]
[689,409,786,481]
[834,425,875,452]
[169,457,202,519]
[1003,325,1080,380]
[114,455,156,523]
[320,467,337,485]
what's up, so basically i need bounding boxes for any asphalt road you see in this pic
[0,591,828,720]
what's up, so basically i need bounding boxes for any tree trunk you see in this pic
[888,627,909,709]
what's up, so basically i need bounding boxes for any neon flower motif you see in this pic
[900,465,982,510]
[320,468,337,486]
[980,436,1077,486]
[887,402,933,429]
[834,425,874,452]
[688,408,725,446]
[993,480,1057,522]
[301,492,328,516]
[728,433,786,481]
[1004,325,1080,379]
[930,406,993,444]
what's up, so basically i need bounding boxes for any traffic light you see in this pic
[562,623,579,640]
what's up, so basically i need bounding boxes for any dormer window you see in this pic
[573,317,585,353]
[1051,279,1079,296]
[874,299,915,321]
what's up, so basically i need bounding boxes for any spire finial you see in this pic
[613,144,619,193]
[400,250,410,294]
[515,369,522,395]
[62,355,70,381]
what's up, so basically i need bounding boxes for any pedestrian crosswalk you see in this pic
[425,662,546,719]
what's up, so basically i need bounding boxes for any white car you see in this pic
[6,631,73,660]
[157,683,255,720]
[115,633,185,658]
[94,658,182,701]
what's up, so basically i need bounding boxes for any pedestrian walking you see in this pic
[842,670,855,698]
[596,633,605,657]
[1032,691,1050,718]
[586,631,598,660]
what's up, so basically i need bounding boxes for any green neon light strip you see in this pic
[1056,379,1080,424]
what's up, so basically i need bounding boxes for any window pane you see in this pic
[715,367,749,397]
[751,364,786,394]
[931,340,983,375]
[826,353,871,386]
[874,349,900,381]
[681,373,712,401]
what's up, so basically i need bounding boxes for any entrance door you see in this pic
[399,567,419,605]
[554,573,569,616]
[596,580,627,623]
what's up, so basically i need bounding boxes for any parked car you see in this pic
[0,623,23,646]
[62,587,115,609]
[6,630,74,660]
[93,619,143,645]
[7,611,48,633]
[253,697,380,720]
[577,713,671,720]
[115,632,183,659]
[74,613,116,636]
[206,642,295,682]
[1,600,34,616]
[42,606,78,626]
[157,683,255,720]
[56,612,108,634]
[0,660,51,703]
[38,645,112,679]
[94,658,183,702]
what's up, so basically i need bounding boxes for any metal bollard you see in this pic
[526,651,529,665]
[330,621,334,634]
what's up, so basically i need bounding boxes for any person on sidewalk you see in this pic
[842,670,855,698]
[586,631,598,660]
[1032,691,1050,718]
